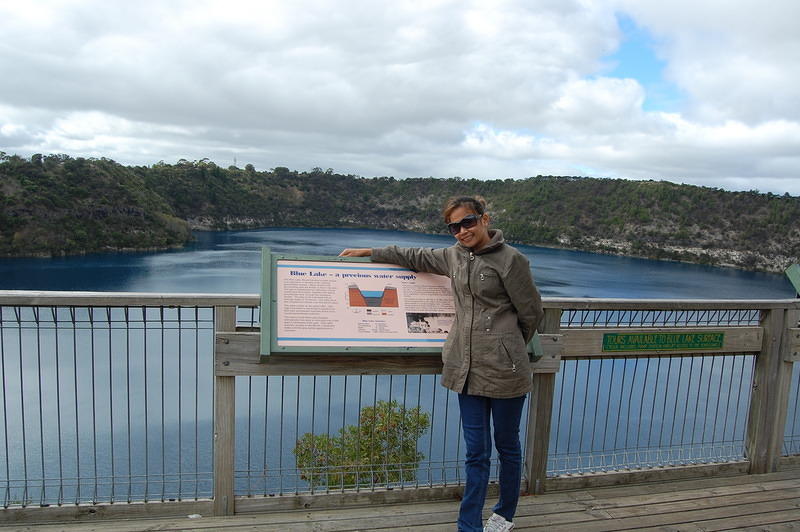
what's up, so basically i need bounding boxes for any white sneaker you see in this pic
[484,512,515,532]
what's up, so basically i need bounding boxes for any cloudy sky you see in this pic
[1,0,799,195]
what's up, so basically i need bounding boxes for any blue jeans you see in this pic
[457,393,526,532]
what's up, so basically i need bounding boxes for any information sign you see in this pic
[261,248,455,354]
[261,248,545,357]
[602,331,725,352]
[275,259,454,348]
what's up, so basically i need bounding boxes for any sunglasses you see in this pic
[447,214,482,235]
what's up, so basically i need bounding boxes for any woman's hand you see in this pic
[339,248,372,257]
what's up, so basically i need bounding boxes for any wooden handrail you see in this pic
[1,291,797,309]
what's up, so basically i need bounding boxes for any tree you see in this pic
[293,400,430,489]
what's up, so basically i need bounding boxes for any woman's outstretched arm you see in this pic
[339,246,449,276]
[339,248,372,257]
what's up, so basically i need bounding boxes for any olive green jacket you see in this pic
[372,230,544,398]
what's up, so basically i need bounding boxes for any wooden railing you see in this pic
[0,291,798,523]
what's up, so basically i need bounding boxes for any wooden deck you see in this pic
[6,465,800,531]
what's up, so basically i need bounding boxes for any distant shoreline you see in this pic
[9,225,792,277]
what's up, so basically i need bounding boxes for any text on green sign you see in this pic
[602,332,725,352]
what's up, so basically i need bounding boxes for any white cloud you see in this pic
[0,0,798,194]
[547,77,646,134]
[613,0,800,124]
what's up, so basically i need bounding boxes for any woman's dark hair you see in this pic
[442,196,487,222]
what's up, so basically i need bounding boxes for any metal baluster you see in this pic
[1,307,10,507]
[589,359,603,469]
[13,307,28,506]
[689,357,705,460]
[246,375,252,495]
[725,355,741,453]
[177,307,183,500]
[622,357,639,464]
[443,386,453,483]
[310,375,316,493]
[370,375,378,491]
[730,356,750,455]
[124,307,132,503]
[551,360,567,472]
[194,307,200,500]
[355,375,363,491]
[711,356,727,458]
[601,358,616,471]
[678,357,695,461]
[699,357,715,460]
[415,375,423,488]
[611,357,628,469]
[668,356,685,460]
[427,377,436,486]
[49,308,63,505]
[400,374,408,488]
[33,307,45,504]
[104,307,114,503]
[339,375,347,492]
[646,356,661,465]
[661,357,675,463]
[159,307,166,501]
[634,357,651,465]
[263,375,270,495]
[87,307,98,503]
[386,375,393,487]
[278,376,284,495]
[577,359,590,468]
[69,307,80,504]
[142,306,149,501]
[567,358,579,462]
[565,310,575,328]
[294,375,300,494]
[324,375,331,494]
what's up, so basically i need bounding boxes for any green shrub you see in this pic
[293,400,430,489]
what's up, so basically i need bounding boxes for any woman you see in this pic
[340,196,544,532]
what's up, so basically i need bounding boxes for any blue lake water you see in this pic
[0,228,795,298]
[0,228,797,504]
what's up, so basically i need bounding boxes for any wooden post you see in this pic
[523,308,561,495]
[213,306,237,515]
[745,307,797,474]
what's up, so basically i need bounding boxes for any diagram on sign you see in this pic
[347,285,400,307]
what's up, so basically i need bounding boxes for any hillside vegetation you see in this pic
[1,153,798,272]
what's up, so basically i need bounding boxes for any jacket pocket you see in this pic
[500,339,517,373]
[472,333,521,377]
[500,333,529,374]
[476,268,503,298]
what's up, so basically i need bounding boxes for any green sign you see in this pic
[602,331,725,352]
[786,264,800,296]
